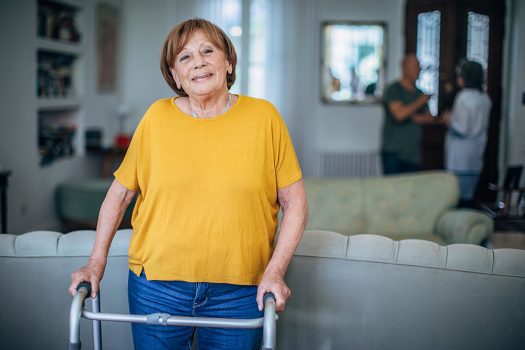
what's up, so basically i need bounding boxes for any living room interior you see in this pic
[0,0,524,349]
[1,0,524,239]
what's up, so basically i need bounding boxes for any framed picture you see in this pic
[97,3,119,92]
[321,21,387,104]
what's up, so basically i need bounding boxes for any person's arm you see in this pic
[256,179,308,312]
[68,179,136,298]
[412,109,438,125]
[388,94,430,122]
[441,109,451,127]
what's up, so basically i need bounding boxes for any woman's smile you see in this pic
[192,72,213,82]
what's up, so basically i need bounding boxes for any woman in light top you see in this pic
[444,59,492,205]
[69,18,307,349]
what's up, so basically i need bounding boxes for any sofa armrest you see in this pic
[435,209,494,245]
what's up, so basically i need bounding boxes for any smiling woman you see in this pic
[69,17,308,350]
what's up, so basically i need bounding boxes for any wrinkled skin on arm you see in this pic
[256,179,308,312]
[68,180,136,298]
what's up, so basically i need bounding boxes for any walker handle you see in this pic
[262,292,277,349]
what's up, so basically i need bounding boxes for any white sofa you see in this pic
[1,229,524,349]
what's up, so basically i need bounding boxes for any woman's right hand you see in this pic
[68,258,107,298]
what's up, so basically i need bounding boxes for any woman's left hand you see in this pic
[256,269,291,312]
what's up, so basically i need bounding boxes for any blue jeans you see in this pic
[128,270,263,350]
[381,151,420,175]
[454,171,480,202]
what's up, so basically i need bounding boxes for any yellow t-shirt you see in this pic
[114,95,302,285]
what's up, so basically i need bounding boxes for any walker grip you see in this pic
[77,282,92,296]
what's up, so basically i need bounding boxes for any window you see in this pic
[416,10,441,116]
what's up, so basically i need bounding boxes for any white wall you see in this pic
[0,0,123,234]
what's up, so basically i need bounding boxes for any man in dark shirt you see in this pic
[381,54,435,174]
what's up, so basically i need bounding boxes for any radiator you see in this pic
[319,151,380,178]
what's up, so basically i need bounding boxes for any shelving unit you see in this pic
[36,0,84,166]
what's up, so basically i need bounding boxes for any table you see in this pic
[0,171,11,233]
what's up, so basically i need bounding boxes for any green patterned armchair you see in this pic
[304,171,493,245]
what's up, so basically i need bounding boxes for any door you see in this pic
[405,0,505,202]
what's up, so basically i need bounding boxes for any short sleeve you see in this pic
[113,120,144,191]
[382,83,398,105]
[271,108,302,189]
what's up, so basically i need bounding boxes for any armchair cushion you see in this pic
[305,178,364,235]
[435,209,494,244]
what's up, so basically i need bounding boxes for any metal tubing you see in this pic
[82,311,265,328]
[91,295,102,350]
[69,286,89,347]
[262,295,277,350]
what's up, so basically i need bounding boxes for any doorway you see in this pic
[405,0,505,201]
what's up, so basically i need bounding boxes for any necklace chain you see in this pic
[191,93,231,118]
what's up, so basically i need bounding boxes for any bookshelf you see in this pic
[36,0,84,166]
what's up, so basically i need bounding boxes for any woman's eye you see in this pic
[179,55,189,62]
[203,48,213,54]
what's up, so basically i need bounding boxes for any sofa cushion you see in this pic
[14,231,62,256]
[383,232,445,245]
[347,234,396,262]
[446,244,494,274]
[294,230,347,258]
[304,178,364,235]
[0,234,15,256]
[57,230,131,256]
[363,171,458,237]
[297,230,525,276]
[493,248,525,278]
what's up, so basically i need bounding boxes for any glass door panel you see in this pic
[416,10,441,116]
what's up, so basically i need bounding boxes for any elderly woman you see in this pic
[69,18,307,349]
[443,59,491,205]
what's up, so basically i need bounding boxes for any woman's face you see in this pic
[170,30,232,98]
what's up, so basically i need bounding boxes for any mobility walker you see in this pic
[69,282,277,350]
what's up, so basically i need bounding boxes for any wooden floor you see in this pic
[487,232,525,250]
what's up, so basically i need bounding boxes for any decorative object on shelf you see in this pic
[38,123,77,166]
[37,51,76,98]
[321,21,386,104]
[97,3,120,92]
[85,128,103,151]
[37,0,81,43]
